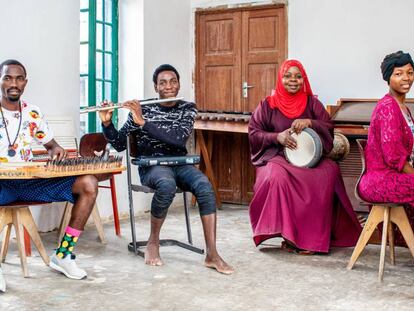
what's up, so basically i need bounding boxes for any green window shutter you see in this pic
[80,0,118,135]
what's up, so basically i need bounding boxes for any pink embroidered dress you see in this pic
[358,94,414,244]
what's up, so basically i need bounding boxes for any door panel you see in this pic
[197,12,241,112]
[242,8,286,112]
[204,66,234,111]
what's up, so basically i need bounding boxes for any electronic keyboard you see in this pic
[132,155,200,167]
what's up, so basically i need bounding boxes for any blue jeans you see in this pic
[139,165,216,219]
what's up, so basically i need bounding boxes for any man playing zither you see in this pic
[0,59,98,292]
[99,64,234,274]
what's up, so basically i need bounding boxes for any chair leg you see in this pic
[183,192,193,245]
[91,203,107,244]
[109,176,121,236]
[387,221,395,265]
[19,207,50,266]
[126,137,138,255]
[12,210,29,277]
[390,206,414,258]
[59,202,73,242]
[378,206,390,282]
[1,224,12,263]
[24,228,32,257]
[347,205,384,270]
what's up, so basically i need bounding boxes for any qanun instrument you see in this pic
[0,156,124,179]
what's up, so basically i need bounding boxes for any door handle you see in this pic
[242,82,254,98]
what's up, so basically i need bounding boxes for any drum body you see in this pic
[327,132,350,161]
[284,128,323,168]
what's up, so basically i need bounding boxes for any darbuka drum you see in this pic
[327,131,350,161]
[284,128,323,168]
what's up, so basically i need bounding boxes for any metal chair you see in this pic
[0,202,50,277]
[126,132,204,257]
[347,139,414,281]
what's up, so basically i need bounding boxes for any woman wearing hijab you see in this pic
[358,51,414,246]
[248,59,361,254]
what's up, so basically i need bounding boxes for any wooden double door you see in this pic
[195,5,287,204]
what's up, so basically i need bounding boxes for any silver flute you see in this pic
[80,97,184,114]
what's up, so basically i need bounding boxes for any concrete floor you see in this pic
[1,205,414,311]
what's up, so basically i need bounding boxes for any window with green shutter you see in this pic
[80,0,118,134]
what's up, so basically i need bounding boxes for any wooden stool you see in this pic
[0,203,50,277]
[347,139,414,281]
[347,204,414,281]
[58,202,106,244]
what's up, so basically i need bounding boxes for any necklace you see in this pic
[0,101,22,157]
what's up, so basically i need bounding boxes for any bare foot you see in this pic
[144,242,163,266]
[204,255,234,275]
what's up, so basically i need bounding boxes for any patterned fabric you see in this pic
[358,94,414,246]
[56,229,80,259]
[0,177,76,204]
[0,101,53,162]
[359,94,414,202]
[102,100,197,157]
[401,107,414,165]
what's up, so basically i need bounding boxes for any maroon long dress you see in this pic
[248,96,361,252]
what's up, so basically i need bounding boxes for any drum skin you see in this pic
[327,132,350,161]
[284,128,323,168]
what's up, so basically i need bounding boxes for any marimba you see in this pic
[194,111,252,206]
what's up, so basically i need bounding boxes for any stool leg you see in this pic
[1,224,12,263]
[109,176,121,236]
[59,202,73,242]
[183,192,193,245]
[24,228,32,257]
[20,208,50,266]
[91,203,107,244]
[390,206,414,258]
[387,221,395,265]
[12,210,29,277]
[379,206,390,282]
[347,205,384,270]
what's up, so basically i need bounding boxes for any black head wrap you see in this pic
[381,51,414,84]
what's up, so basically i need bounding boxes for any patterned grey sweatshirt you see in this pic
[102,100,197,157]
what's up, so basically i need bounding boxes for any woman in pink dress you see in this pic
[248,59,361,254]
[358,51,414,245]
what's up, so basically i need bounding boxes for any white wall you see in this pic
[288,0,414,105]
[143,0,192,100]
[0,0,80,132]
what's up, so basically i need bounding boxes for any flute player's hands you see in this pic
[99,99,114,127]
[123,100,145,126]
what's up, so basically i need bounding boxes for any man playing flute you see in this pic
[100,64,234,274]
[0,60,99,291]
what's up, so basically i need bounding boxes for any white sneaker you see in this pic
[0,266,6,293]
[50,253,87,280]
